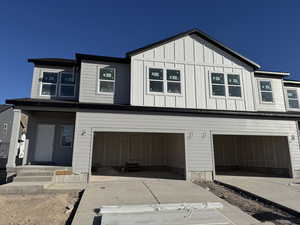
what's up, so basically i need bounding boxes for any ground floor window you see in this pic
[60,125,74,148]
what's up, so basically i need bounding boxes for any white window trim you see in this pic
[97,67,116,95]
[60,124,74,149]
[39,72,58,97]
[286,88,300,110]
[209,71,243,99]
[258,79,274,104]
[146,67,183,97]
[59,72,76,98]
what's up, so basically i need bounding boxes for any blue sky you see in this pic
[1,0,300,103]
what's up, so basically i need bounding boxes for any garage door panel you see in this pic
[213,135,292,177]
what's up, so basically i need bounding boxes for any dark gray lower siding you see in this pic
[72,111,300,180]
[26,112,75,166]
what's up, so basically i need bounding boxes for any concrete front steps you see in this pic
[0,165,74,194]
[14,165,70,183]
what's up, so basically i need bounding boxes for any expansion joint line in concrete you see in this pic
[142,182,160,204]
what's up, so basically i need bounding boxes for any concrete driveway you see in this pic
[216,175,300,215]
[72,179,261,225]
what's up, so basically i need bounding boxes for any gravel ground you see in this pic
[196,181,300,225]
[0,193,81,225]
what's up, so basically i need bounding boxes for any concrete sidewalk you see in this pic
[71,179,261,225]
[216,175,300,214]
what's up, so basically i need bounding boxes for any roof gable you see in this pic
[126,28,260,70]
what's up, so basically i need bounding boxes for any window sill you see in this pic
[97,92,114,96]
[147,92,183,97]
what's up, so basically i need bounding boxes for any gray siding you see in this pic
[0,108,13,168]
[72,111,300,179]
[31,65,79,101]
[79,60,130,104]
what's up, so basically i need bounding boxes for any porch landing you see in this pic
[0,165,83,194]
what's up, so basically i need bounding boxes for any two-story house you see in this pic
[5,29,300,183]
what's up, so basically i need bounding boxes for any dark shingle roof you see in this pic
[126,28,261,70]
[28,58,76,67]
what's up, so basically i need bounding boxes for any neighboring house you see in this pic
[0,105,27,170]
[0,105,13,169]
[5,28,300,183]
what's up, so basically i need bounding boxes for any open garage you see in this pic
[213,135,293,178]
[91,132,186,181]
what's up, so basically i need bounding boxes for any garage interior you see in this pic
[91,132,186,180]
[213,135,292,178]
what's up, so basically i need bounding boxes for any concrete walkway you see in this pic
[216,175,300,214]
[72,179,261,225]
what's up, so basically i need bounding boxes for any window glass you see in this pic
[61,73,75,84]
[289,100,299,109]
[212,85,225,96]
[150,81,163,92]
[287,90,299,109]
[3,123,8,136]
[228,86,241,97]
[211,73,224,84]
[227,74,240,85]
[287,90,297,99]
[41,84,56,96]
[227,74,241,97]
[167,70,180,81]
[61,125,74,148]
[260,81,272,91]
[42,72,58,83]
[60,86,75,97]
[100,68,115,80]
[167,82,181,94]
[211,73,225,96]
[261,92,273,102]
[259,80,273,102]
[100,81,114,93]
[99,68,115,93]
[149,68,163,80]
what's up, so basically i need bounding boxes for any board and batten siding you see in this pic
[31,66,79,101]
[79,60,130,104]
[130,34,256,111]
[253,75,286,112]
[72,112,300,179]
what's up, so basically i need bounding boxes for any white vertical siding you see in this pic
[72,112,300,179]
[131,34,257,111]
[80,60,130,104]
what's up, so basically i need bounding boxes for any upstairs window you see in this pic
[227,74,241,97]
[287,89,299,109]
[149,68,164,93]
[211,73,225,96]
[60,72,75,97]
[259,80,273,103]
[41,72,58,96]
[167,69,181,94]
[99,67,116,93]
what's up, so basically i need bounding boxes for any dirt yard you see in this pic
[0,193,80,225]
[196,181,300,225]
